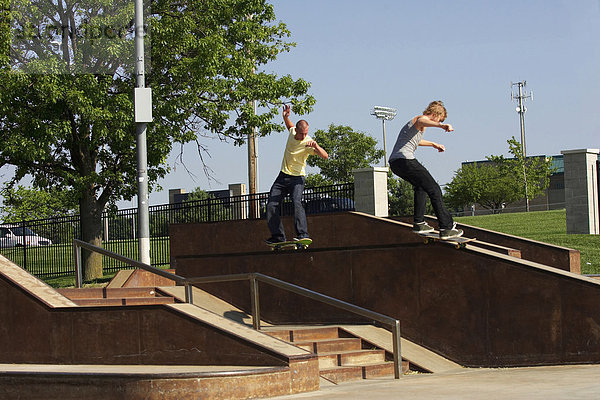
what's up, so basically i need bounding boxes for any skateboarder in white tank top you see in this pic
[389,100,463,239]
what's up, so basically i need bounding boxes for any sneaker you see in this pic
[265,237,286,245]
[412,222,434,233]
[439,223,463,239]
[293,236,311,241]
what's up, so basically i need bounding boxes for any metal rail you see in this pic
[73,239,402,379]
[73,239,194,302]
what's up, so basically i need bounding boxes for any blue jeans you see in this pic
[266,172,308,241]
[390,158,454,230]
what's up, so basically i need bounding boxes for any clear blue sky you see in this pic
[4,1,600,208]
[146,0,599,207]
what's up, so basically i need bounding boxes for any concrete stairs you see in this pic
[262,326,408,383]
[57,287,177,306]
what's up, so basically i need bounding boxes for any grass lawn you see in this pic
[456,209,600,275]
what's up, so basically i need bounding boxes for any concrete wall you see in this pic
[0,277,287,366]
[170,213,598,368]
[562,149,600,234]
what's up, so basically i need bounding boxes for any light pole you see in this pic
[511,81,533,212]
[371,106,397,167]
[134,0,152,264]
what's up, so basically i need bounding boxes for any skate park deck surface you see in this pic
[270,364,600,400]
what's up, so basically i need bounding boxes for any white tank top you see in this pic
[388,118,423,162]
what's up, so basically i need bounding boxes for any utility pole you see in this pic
[246,14,259,218]
[511,81,533,211]
[248,96,259,218]
[134,0,152,264]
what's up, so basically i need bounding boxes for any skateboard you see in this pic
[417,231,476,249]
[267,238,312,251]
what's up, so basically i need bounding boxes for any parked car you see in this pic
[259,197,355,217]
[259,198,305,218]
[0,225,52,247]
[305,197,355,214]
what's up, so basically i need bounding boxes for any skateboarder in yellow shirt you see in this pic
[265,105,328,244]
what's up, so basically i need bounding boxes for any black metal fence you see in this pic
[0,183,354,279]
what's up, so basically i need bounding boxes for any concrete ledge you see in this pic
[0,257,321,396]
[392,215,580,273]
[0,364,297,400]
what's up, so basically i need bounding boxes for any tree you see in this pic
[445,137,555,212]
[387,173,412,217]
[488,137,555,207]
[0,0,314,280]
[182,188,231,222]
[305,124,384,187]
[0,0,8,69]
[445,162,518,212]
[0,185,78,222]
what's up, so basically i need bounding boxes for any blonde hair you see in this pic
[423,101,447,122]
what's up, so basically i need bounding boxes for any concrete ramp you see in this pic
[340,325,462,373]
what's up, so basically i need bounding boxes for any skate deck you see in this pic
[418,231,476,249]
[267,238,312,251]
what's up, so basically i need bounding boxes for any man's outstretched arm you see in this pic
[282,104,294,130]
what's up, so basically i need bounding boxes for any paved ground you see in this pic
[271,364,600,400]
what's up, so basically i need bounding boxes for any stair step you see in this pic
[264,330,292,341]
[294,338,362,353]
[320,361,404,383]
[263,326,341,343]
[362,362,396,379]
[290,327,341,341]
[58,287,162,299]
[263,326,410,381]
[317,349,386,369]
[320,365,364,383]
[73,297,175,306]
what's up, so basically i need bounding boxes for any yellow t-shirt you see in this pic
[280,127,316,176]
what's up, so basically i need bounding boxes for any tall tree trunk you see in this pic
[79,187,104,281]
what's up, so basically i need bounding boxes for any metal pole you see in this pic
[74,242,82,288]
[382,119,388,167]
[135,0,150,264]
[513,81,530,212]
[517,83,529,211]
[248,97,258,218]
[185,282,193,304]
[392,319,402,379]
[250,275,261,330]
[517,83,526,157]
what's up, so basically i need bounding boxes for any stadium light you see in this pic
[371,106,397,167]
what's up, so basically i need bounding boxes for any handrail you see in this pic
[188,272,402,378]
[73,239,194,303]
[72,239,402,379]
